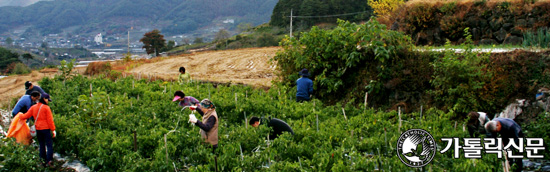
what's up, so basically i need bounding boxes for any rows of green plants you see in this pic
[1,74,516,171]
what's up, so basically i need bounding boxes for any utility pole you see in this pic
[290,9,293,38]
[127,30,130,54]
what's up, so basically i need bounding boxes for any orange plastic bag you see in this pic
[6,115,32,145]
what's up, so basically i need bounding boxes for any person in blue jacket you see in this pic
[296,68,313,102]
[12,91,41,117]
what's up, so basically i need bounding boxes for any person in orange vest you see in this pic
[18,93,56,167]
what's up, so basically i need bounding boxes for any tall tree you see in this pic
[139,29,166,57]
[214,29,230,42]
[22,53,33,63]
[194,37,204,44]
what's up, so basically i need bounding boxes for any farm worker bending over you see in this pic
[466,112,491,138]
[296,68,313,102]
[12,91,41,117]
[25,81,47,95]
[18,93,56,167]
[249,116,294,140]
[485,118,524,171]
[189,99,218,153]
[172,90,200,107]
[178,66,191,84]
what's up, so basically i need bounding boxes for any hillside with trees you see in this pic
[270,0,373,29]
[0,0,278,36]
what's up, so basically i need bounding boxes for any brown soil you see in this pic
[0,71,56,108]
[127,47,280,87]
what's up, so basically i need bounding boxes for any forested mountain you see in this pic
[0,0,278,36]
[270,0,372,28]
[0,0,46,7]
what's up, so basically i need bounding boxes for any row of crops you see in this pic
[3,74,536,171]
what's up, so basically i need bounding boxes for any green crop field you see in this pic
[2,75,539,171]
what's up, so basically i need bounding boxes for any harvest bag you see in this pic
[29,104,44,137]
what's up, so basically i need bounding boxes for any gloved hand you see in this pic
[189,114,198,123]
[189,106,197,111]
[52,131,57,138]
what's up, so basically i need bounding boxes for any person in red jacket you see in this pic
[18,93,56,167]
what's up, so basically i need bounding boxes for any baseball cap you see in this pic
[42,93,52,102]
[172,95,181,102]
[25,81,32,90]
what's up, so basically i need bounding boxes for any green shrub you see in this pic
[525,112,550,158]
[58,59,76,80]
[273,18,428,106]
[430,28,492,113]
[12,62,31,74]
[0,139,44,171]
[256,33,278,47]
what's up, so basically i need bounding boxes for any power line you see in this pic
[287,11,370,18]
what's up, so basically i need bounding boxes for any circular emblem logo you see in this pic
[397,129,437,168]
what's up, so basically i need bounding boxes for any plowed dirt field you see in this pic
[127,47,280,87]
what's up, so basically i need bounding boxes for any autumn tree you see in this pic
[139,29,166,57]
[368,0,404,16]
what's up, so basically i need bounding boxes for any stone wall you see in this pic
[388,1,550,45]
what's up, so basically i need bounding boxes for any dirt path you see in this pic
[128,47,280,87]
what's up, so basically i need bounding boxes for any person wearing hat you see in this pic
[12,91,41,117]
[172,90,200,107]
[249,116,294,140]
[189,99,218,153]
[25,81,47,96]
[18,93,56,167]
[296,68,313,102]
[178,66,191,84]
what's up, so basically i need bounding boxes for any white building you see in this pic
[223,19,235,24]
[94,33,103,44]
